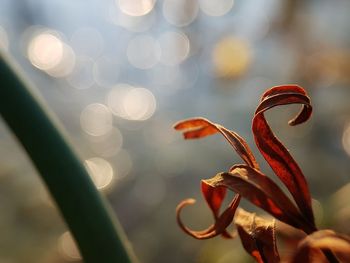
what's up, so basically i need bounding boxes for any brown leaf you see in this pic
[252,85,315,228]
[174,117,259,169]
[203,165,315,232]
[291,230,350,263]
[176,194,241,239]
[234,208,280,263]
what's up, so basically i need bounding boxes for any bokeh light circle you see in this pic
[117,0,156,17]
[46,43,76,78]
[212,37,252,78]
[163,0,199,27]
[80,103,113,136]
[85,157,114,190]
[107,85,156,121]
[122,87,156,121]
[106,84,133,118]
[199,0,234,17]
[27,32,64,71]
[26,29,76,77]
[158,31,190,66]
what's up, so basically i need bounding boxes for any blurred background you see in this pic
[1,0,350,262]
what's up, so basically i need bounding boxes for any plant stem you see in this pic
[0,52,137,263]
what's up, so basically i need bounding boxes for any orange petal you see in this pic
[174,117,259,169]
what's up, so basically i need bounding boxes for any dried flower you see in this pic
[174,85,350,263]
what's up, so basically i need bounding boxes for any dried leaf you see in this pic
[234,208,280,263]
[203,165,314,232]
[174,117,259,169]
[252,85,315,228]
[176,194,241,239]
[291,230,350,263]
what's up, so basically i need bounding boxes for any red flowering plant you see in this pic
[174,85,350,263]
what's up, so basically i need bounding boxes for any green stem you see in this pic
[0,52,137,263]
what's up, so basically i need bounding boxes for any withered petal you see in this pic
[235,208,280,263]
[201,182,226,218]
[260,84,307,102]
[252,85,315,227]
[203,167,314,232]
[174,117,259,169]
[291,230,350,263]
[176,195,241,239]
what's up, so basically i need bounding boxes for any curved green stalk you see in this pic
[0,52,137,263]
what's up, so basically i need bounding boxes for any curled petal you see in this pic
[174,118,251,238]
[260,84,307,101]
[252,85,315,227]
[204,166,315,232]
[174,117,259,169]
[235,208,280,263]
[176,199,215,239]
[256,92,311,126]
[291,230,350,263]
[176,195,241,239]
[201,182,237,238]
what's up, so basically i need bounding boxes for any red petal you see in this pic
[235,209,280,263]
[201,182,239,238]
[252,85,315,227]
[176,195,241,239]
[260,84,307,101]
[174,117,259,169]
[201,182,226,218]
[203,166,314,232]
